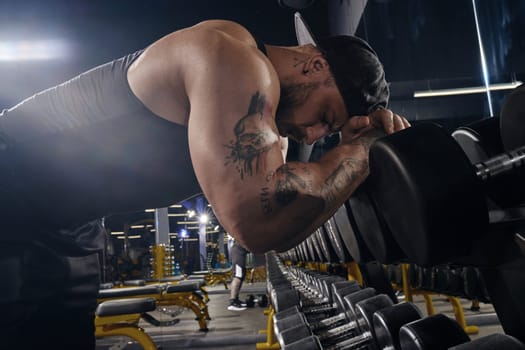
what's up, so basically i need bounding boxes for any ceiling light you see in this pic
[117,235,142,239]
[413,81,522,98]
[0,39,70,61]
[199,214,209,224]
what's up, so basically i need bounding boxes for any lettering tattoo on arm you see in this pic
[224,92,273,179]
[259,157,365,219]
[260,166,312,215]
[274,164,307,206]
[321,158,367,208]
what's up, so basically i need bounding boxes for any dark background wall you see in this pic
[0,0,324,107]
[1,0,523,126]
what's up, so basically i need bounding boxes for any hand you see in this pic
[339,108,410,145]
[367,108,411,134]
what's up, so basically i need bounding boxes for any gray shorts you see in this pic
[230,243,249,280]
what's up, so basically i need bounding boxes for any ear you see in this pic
[305,54,329,74]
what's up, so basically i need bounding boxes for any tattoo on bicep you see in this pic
[322,158,367,207]
[224,92,274,179]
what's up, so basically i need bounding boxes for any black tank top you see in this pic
[0,50,201,232]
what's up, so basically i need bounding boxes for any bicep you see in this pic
[187,86,284,236]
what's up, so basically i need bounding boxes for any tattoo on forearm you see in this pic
[274,164,307,206]
[259,165,308,214]
[224,92,273,179]
[350,128,384,151]
[258,158,365,217]
[322,158,367,207]
[350,138,373,151]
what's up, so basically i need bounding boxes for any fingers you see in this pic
[341,109,410,144]
[369,108,410,134]
[393,114,410,132]
[401,115,411,128]
[348,116,371,130]
[371,109,394,134]
[382,110,395,134]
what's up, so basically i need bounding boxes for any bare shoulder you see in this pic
[191,20,257,47]
[127,19,274,124]
[181,21,279,107]
[182,20,262,69]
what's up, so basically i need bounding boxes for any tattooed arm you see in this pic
[258,129,382,252]
[184,24,401,253]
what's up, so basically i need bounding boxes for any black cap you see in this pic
[294,12,389,117]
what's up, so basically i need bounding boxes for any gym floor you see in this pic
[95,281,504,350]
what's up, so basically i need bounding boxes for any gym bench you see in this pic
[123,276,210,303]
[98,280,210,331]
[95,297,158,350]
[188,266,232,289]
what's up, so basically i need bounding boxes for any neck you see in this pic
[265,44,315,84]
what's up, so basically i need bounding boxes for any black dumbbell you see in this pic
[287,278,323,300]
[299,281,365,321]
[452,116,524,208]
[365,122,525,266]
[274,286,373,338]
[449,333,525,350]
[298,274,345,305]
[272,279,358,314]
[283,297,422,350]
[399,313,470,349]
[273,282,364,334]
[346,185,406,265]
[277,293,393,348]
[282,335,322,350]
[276,271,334,304]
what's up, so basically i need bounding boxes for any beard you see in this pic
[276,81,320,123]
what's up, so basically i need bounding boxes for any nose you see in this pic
[304,125,329,145]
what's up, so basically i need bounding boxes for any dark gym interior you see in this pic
[1,0,524,349]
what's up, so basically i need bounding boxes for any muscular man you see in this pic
[0,19,409,348]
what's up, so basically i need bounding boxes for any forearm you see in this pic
[246,131,380,253]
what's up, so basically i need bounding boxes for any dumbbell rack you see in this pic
[267,251,525,349]
[394,263,479,335]
[149,244,176,280]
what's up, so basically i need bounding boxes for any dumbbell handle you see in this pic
[303,303,335,315]
[309,312,347,331]
[474,144,525,182]
[317,319,360,343]
[324,331,372,350]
